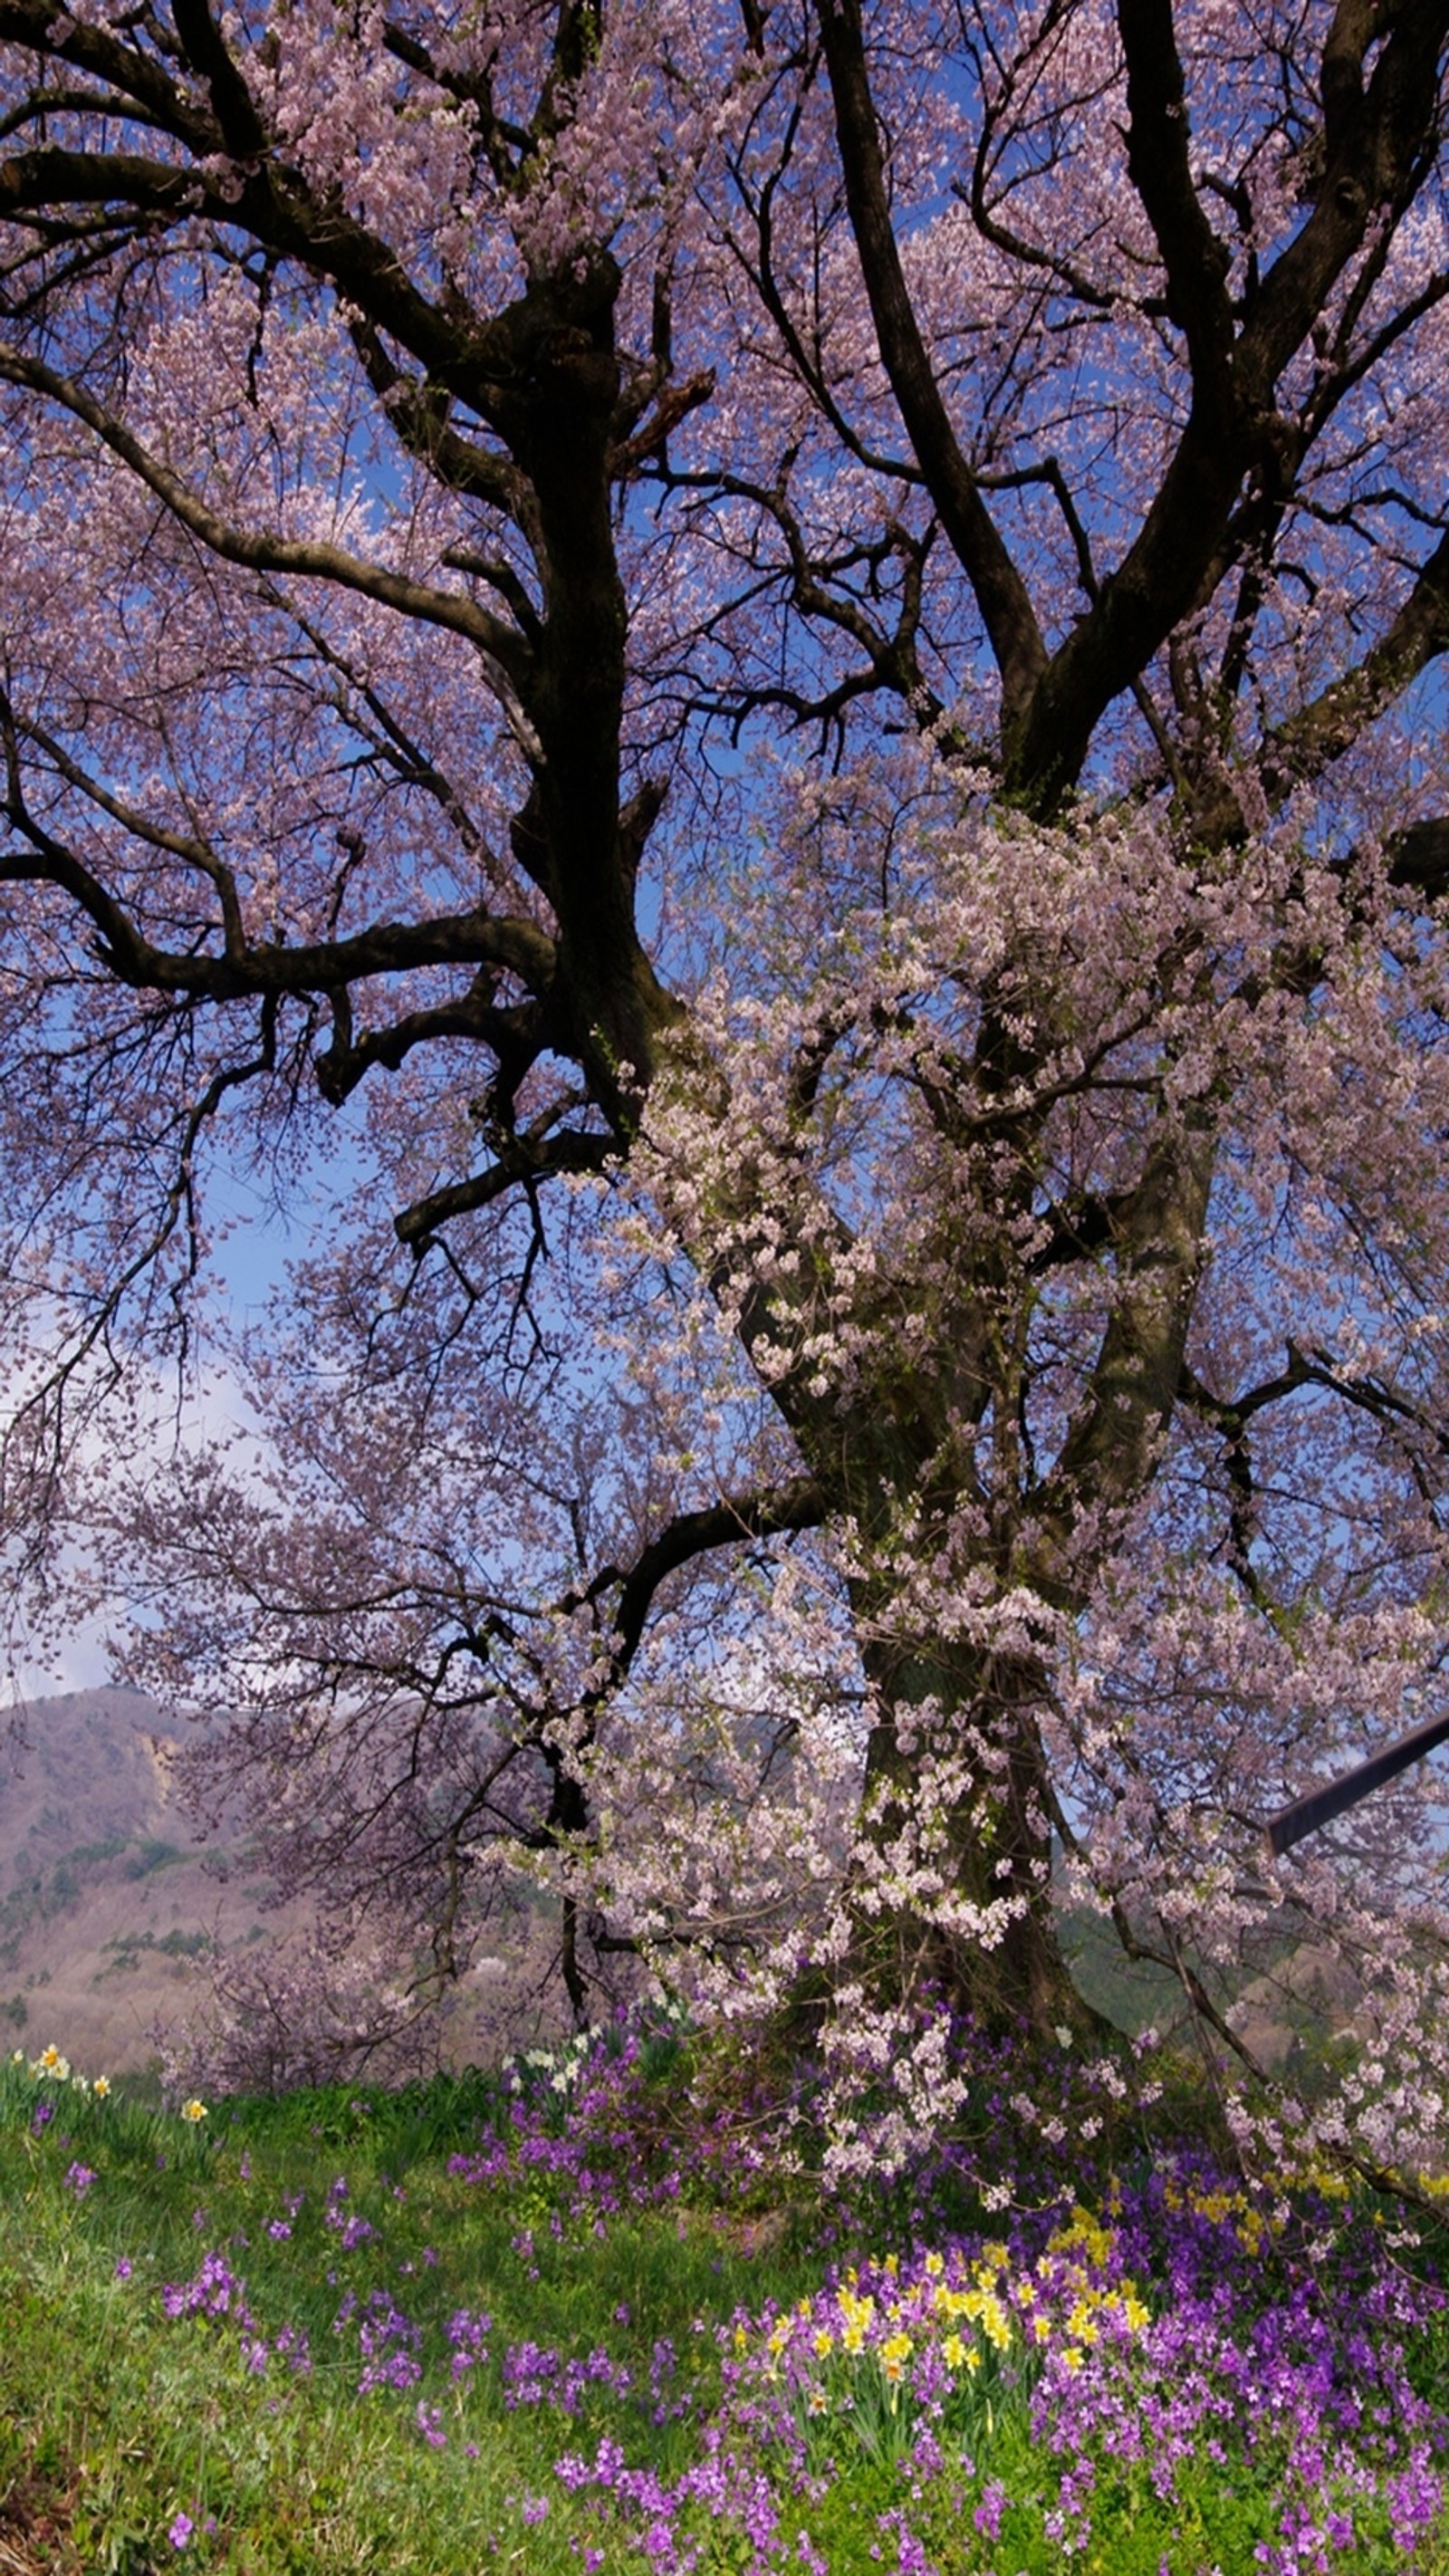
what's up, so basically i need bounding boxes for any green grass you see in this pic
[0,2053,818,2572]
[1,2036,1447,2573]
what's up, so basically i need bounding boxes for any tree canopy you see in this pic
[5,0,1449,2169]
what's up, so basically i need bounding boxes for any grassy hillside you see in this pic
[2,2018,1447,2574]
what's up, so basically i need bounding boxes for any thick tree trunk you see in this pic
[844,1616,1088,2038]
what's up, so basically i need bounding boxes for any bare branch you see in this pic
[816,0,1049,727]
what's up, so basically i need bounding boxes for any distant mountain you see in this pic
[0,1687,306,2075]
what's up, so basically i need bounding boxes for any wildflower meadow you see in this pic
[3,2014,1449,2574]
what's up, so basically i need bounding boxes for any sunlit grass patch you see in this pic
[0,2019,1446,2572]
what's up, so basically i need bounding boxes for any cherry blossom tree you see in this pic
[5,0,1449,2159]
